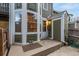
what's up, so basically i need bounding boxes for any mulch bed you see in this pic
[22,43,42,52]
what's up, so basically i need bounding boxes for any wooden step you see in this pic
[32,43,63,56]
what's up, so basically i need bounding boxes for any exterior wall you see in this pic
[52,12,61,19]
[53,11,69,40]
[53,19,61,41]
[40,17,49,40]
[53,17,65,42]
[40,3,53,39]
[42,3,53,18]
[41,32,48,39]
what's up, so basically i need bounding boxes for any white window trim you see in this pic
[43,3,48,11]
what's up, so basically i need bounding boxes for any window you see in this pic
[27,34,37,42]
[27,13,37,32]
[43,21,46,31]
[15,3,22,9]
[43,3,48,11]
[15,12,22,32]
[15,35,22,43]
[27,3,37,12]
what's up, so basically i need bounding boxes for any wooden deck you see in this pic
[8,40,62,56]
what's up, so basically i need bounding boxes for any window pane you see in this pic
[15,35,22,43]
[43,21,46,31]
[27,13,37,32]
[15,3,22,9]
[15,12,22,32]
[27,34,37,42]
[27,3,37,12]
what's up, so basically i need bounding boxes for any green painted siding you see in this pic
[53,20,61,41]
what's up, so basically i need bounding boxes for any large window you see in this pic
[15,12,22,32]
[43,3,48,11]
[15,3,22,9]
[27,13,37,32]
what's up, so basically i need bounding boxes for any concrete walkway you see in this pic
[8,40,61,56]
[48,46,79,56]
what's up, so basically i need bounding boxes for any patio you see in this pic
[8,40,62,56]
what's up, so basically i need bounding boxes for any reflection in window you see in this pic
[27,34,37,42]
[15,35,22,43]
[15,3,22,9]
[27,13,37,32]
[15,12,22,32]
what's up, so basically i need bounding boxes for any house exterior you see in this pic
[9,3,54,45]
[0,3,70,46]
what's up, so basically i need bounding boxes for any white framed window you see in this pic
[43,3,48,11]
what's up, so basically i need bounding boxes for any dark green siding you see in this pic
[53,20,61,41]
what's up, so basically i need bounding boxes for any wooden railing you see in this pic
[0,28,9,56]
